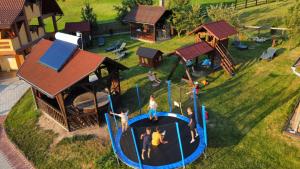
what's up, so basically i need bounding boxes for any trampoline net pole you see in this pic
[202,105,208,147]
[130,128,143,169]
[136,84,142,114]
[175,122,185,168]
[104,113,117,155]
[193,88,200,125]
[168,80,172,112]
[108,94,118,129]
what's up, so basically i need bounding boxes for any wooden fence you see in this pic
[235,0,278,9]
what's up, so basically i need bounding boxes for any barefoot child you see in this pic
[110,109,128,132]
[187,107,198,143]
[151,127,168,146]
[140,127,152,160]
[148,95,158,121]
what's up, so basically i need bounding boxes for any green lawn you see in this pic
[5,0,300,169]
[46,0,235,31]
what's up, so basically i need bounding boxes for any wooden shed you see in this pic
[136,47,163,68]
[64,21,92,48]
[17,39,128,131]
[123,5,172,42]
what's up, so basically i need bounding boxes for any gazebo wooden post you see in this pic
[153,24,156,42]
[56,93,70,131]
[31,88,38,110]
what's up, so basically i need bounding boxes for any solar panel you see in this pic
[39,40,78,71]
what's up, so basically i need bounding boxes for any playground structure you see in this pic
[168,20,237,84]
[105,81,208,169]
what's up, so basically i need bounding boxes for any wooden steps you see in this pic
[215,43,235,76]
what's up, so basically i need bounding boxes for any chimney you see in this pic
[159,0,165,7]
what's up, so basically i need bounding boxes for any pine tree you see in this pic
[81,2,98,31]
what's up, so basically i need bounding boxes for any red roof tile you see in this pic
[123,5,166,25]
[17,39,127,98]
[190,20,237,40]
[0,0,25,29]
[176,42,214,61]
[65,21,91,33]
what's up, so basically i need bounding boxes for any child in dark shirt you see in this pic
[140,127,152,160]
[187,107,198,143]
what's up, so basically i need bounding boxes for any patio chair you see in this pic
[116,50,129,60]
[105,41,121,52]
[147,71,161,87]
[260,47,277,60]
[232,40,248,50]
[112,42,127,53]
[98,37,105,47]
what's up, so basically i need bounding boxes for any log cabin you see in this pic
[123,5,172,43]
[0,0,63,72]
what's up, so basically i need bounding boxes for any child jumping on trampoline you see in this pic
[140,127,152,160]
[148,95,158,121]
[110,109,128,132]
[152,127,168,146]
[187,107,198,143]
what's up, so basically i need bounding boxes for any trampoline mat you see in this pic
[120,116,199,166]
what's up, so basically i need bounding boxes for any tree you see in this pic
[206,3,240,27]
[81,2,98,31]
[114,0,153,22]
[284,0,300,49]
[168,0,205,36]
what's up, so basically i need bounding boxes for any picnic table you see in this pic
[73,91,109,113]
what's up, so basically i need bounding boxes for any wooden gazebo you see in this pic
[136,47,163,68]
[123,5,171,42]
[17,39,128,131]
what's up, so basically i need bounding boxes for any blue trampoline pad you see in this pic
[39,40,78,71]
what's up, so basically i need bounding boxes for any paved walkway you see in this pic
[0,78,30,115]
[0,116,34,169]
[0,77,33,169]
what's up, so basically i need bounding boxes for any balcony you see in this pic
[0,38,21,55]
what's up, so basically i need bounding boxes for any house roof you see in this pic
[41,0,63,16]
[65,21,91,33]
[0,0,25,29]
[189,20,237,40]
[123,5,166,25]
[136,47,163,59]
[0,0,63,29]
[17,39,127,98]
[176,42,214,61]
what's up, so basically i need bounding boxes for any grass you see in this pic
[45,0,235,31]
[5,0,300,169]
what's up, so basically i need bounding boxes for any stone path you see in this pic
[0,78,30,115]
[0,77,33,169]
[0,116,34,169]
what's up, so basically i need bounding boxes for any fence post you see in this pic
[256,0,258,5]
[167,80,172,113]
[136,84,142,114]
[201,105,208,147]
[193,88,200,125]
[108,95,118,129]
[245,0,248,8]
[131,128,143,169]
[175,122,185,168]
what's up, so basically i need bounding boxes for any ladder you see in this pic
[215,43,236,76]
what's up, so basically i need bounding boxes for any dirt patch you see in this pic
[38,114,109,147]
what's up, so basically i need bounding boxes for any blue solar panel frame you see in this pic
[39,40,78,71]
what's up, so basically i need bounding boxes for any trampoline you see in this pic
[105,81,207,169]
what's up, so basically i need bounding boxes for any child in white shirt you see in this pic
[110,109,128,132]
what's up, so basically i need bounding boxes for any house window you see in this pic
[144,58,149,65]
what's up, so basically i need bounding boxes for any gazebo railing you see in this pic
[36,97,68,129]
